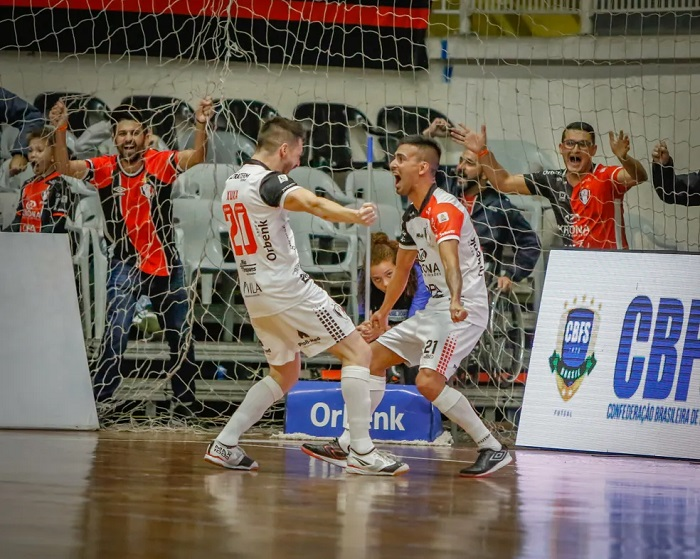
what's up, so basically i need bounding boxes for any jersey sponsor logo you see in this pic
[437,211,449,223]
[297,329,322,348]
[549,295,600,402]
[239,260,257,275]
[427,284,444,298]
[417,248,428,262]
[332,303,346,319]
[225,190,239,200]
[278,174,289,183]
[242,281,262,296]
[141,182,154,200]
[543,170,561,176]
[113,186,127,196]
[256,219,277,261]
[420,262,441,276]
[579,188,591,205]
[440,228,458,237]
[559,213,590,240]
[468,236,485,276]
[26,200,37,210]
[558,190,567,200]
[232,172,249,180]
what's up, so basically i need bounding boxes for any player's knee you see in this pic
[335,332,371,368]
[415,369,445,401]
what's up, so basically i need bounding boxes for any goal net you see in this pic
[0,0,697,442]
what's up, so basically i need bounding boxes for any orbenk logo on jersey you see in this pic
[549,295,601,401]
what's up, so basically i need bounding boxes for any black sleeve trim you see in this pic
[259,171,299,207]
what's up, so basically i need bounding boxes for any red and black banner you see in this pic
[0,0,430,70]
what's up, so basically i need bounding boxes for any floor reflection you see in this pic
[515,450,700,559]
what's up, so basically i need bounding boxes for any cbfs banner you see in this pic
[285,381,443,442]
[517,250,700,460]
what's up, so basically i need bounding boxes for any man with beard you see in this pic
[450,122,647,249]
[49,98,213,418]
[446,140,541,292]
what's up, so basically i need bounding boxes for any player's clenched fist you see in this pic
[651,141,670,165]
[49,100,69,129]
[195,97,214,125]
[355,202,377,226]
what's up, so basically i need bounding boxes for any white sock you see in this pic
[339,374,385,452]
[340,365,373,455]
[217,376,284,447]
[433,385,502,452]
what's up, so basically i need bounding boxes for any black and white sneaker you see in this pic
[301,438,349,468]
[459,447,512,478]
[204,440,259,471]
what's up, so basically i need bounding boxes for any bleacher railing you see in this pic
[432,0,700,35]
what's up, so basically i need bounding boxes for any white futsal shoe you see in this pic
[346,447,410,476]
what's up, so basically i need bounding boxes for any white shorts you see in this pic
[250,288,356,366]
[375,305,487,379]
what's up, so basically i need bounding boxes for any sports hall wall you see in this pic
[1,49,698,250]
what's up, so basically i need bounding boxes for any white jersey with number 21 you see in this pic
[221,159,319,318]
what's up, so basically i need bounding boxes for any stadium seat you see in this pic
[70,195,107,340]
[214,99,279,142]
[289,166,354,205]
[287,210,359,319]
[293,102,385,171]
[34,92,110,137]
[173,163,238,199]
[376,105,451,158]
[177,128,255,166]
[172,198,237,301]
[344,168,404,209]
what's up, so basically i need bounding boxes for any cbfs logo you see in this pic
[550,296,601,401]
[614,296,700,401]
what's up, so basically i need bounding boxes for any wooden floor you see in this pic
[0,431,698,559]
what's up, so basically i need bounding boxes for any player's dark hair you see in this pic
[257,116,305,153]
[562,122,596,144]
[110,105,147,135]
[358,232,418,299]
[27,126,56,146]
[397,134,442,171]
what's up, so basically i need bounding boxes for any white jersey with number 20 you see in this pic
[221,159,319,318]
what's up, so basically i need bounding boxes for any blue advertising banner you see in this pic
[285,380,442,442]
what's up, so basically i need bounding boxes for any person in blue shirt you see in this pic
[357,232,429,383]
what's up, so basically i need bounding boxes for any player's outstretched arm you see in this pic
[177,97,213,170]
[450,124,530,195]
[372,247,417,332]
[438,239,468,323]
[651,141,700,206]
[49,100,89,179]
[284,187,377,225]
[609,130,648,188]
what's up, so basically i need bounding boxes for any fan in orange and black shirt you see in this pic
[50,98,213,414]
[449,122,648,249]
[6,127,75,234]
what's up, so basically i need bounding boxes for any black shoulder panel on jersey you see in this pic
[259,171,299,207]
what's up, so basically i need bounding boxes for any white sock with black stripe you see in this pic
[433,385,501,452]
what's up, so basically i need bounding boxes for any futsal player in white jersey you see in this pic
[204,117,408,476]
[303,135,512,477]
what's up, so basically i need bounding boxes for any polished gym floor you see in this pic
[0,430,697,559]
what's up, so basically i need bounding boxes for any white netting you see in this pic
[0,1,698,442]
